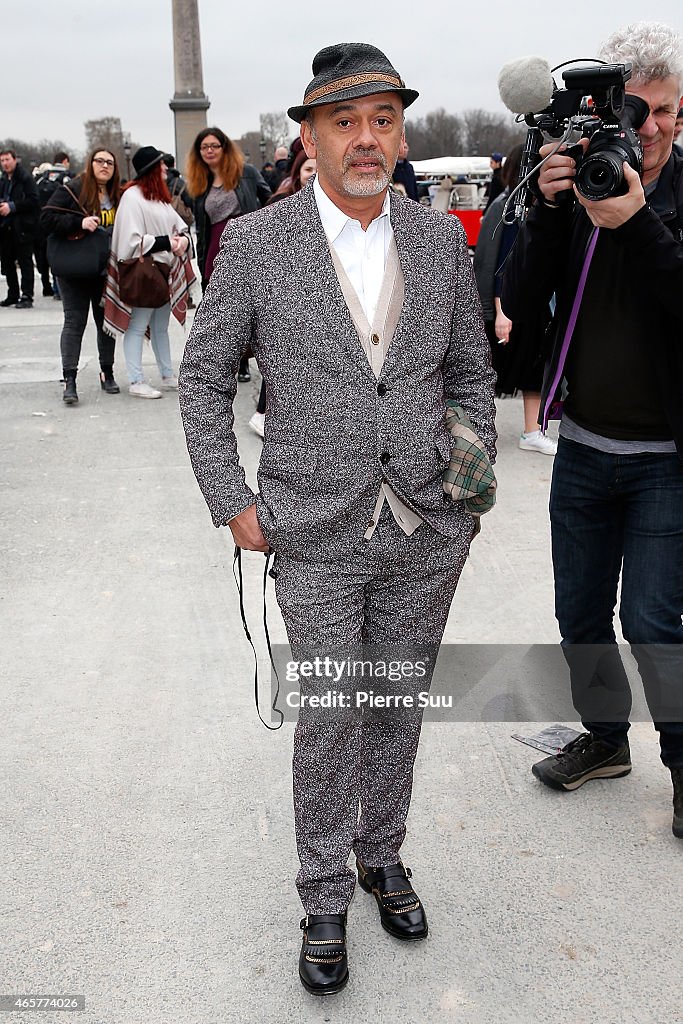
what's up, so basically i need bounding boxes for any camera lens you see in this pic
[576,153,623,201]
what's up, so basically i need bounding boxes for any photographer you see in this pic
[502,22,683,836]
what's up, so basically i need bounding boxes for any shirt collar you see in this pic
[313,174,390,243]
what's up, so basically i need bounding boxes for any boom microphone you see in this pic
[498,56,555,115]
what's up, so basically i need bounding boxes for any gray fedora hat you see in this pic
[287,42,419,123]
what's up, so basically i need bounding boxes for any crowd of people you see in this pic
[1,116,570,446]
[0,133,326,408]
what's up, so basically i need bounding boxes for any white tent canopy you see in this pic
[411,156,492,179]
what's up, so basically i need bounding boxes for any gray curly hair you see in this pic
[599,21,683,92]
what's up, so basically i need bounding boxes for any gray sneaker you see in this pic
[532,732,631,791]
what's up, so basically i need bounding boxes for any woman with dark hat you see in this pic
[40,148,121,404]
[185,127,272,381]
[108,146,193,399]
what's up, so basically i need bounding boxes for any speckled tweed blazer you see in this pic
[178,183,497,559]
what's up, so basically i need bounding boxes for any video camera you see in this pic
[529,63,648,201]
[499,58,651,220]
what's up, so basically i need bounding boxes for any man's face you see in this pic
[0,153,17,174]
[628,76,683,185]
[301,93,404,202]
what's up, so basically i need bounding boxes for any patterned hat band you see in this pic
[287,44,419,123]
[304,72,404,105]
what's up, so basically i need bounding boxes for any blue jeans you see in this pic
[550,436,683,767]
[122,304,173,384]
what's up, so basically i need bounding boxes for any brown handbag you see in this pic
[117,243,170,308]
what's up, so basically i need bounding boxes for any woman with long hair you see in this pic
[186,126,272,289]
[186,127,271,381]
[108,147,193,399]
[40,148,121,404]
[267,150,317,204]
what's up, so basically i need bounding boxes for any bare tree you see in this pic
[0,137,80,171]
[235,131,263,165]
[259,111,293,158]
[406,107,523,160]
[83,117,138,176]
[405,109,464,160]
[460,109,523,156]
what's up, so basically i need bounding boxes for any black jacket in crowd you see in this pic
[0,163,40,242]
[392,159,418,201]
[166,167,194,211]
[502,150,683,457]
[484,167,504,212]
[194,164,271,281]
[39,177,89,238]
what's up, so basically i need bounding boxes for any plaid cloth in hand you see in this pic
[443,400,497,519]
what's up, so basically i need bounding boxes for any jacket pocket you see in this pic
[257,441,320,488]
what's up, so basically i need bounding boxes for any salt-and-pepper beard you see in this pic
[340,148,391,196]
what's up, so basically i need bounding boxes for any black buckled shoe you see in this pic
[356,859,428,941]
[299,913,349,996]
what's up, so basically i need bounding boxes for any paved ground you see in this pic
[2,294,681,1024]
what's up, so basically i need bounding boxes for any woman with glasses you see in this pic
[186,127,271,381]
[40,149,121,404]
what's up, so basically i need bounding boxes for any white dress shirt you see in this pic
[313,175,423,539]
[313,174,391,324]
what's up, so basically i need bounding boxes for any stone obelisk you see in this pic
[169,0,210,171]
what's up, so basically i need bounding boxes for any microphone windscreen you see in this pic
[498,56,554,115]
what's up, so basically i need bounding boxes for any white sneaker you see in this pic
[519,430,557,455]
[161,376,178,390]
[248,411,265,438]
[129,381,162,399]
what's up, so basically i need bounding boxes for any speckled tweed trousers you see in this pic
[274,501,473,913]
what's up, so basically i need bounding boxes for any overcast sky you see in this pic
[7,1,683,159]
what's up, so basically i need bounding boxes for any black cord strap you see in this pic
[232,546,284,731]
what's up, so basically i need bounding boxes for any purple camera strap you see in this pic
[542,226,600,430]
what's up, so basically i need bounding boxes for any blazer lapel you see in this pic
[297,186,376,382]
[379,192,421,380]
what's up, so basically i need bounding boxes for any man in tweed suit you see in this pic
[179,42,496,995]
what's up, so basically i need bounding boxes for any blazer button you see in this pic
[380,452,391,465]
[371,332,380,345]
[377,382,387,396]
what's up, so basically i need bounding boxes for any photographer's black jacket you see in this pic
[502,151,683,458]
